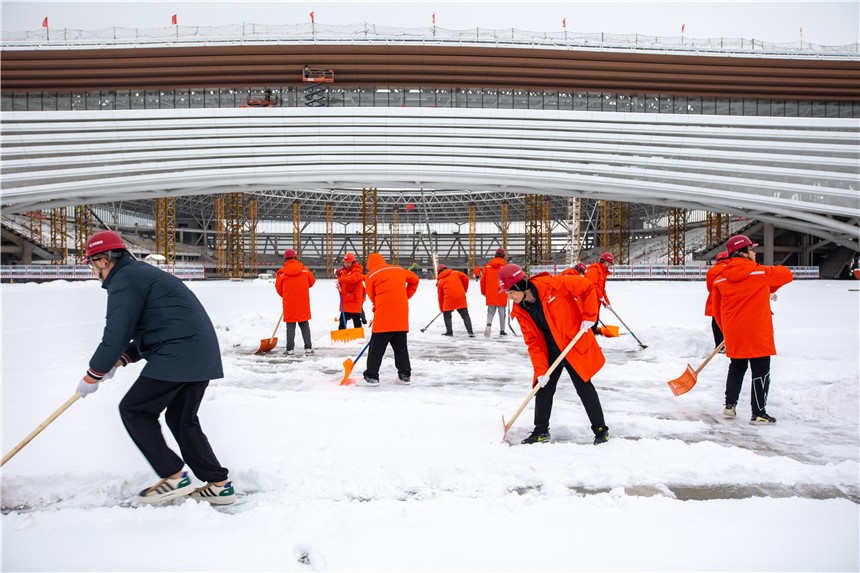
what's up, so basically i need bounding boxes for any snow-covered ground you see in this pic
[2,274,858,572]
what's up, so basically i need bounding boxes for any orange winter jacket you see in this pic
[436,269,470,311]
[713,257,793,359]
[275,259,316,322]
[704,260,729,316]
[584,262,611,305]
[364,253,420,333]
[473,265,481,279]
[480,256,508,306]
[337,262,365,314]
[510,273,605,385]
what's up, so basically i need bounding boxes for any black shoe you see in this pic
[750,412,776,425]
[468,332,475,338]
[499,331,508,336]
[593,427,610,445]
[442,332,453,336]
[521,430,551,444]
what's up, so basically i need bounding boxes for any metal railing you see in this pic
[532,264,820,279]
[0,263,207,281]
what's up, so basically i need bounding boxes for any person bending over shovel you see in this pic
[499,263,610,445]
[76,230,235,505]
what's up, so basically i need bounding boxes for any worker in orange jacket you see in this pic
[275,249,316,356]
[713,235,793,425]
[436,264,475,337]
[336,252,365,329]
[705,251,730,348]
[584,252,615,335]
[358,253,420,387]
[479,248,508,337]
[473,264,481,282]
[499,263,610,446]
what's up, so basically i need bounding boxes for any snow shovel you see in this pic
[2,393,80,467]
[340,339,372,385]
[607,307,647,349]
[420,312,442,333]
[502,327,589,441]
[254,312,283,354]
[331,301,364,342]
[668,340,726,397]
[596,320,620,338]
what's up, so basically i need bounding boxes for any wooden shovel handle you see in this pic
[269,311,284,341]
[1,393,80,467]
[504,327,589,432]
[695,340,726,375]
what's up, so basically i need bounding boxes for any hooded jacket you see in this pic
[337,261,365,314]
[704,259,729,316]
[364,253,420,332]
[480,256,508,306]
[510,273,605,384]
[584,262,611,305]
[713,257,793,358]
[436,268,470,311]
[275,259,316,322]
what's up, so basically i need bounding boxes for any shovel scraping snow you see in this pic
[668,341,726,396]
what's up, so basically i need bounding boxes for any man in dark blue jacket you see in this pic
[78,230,235,505]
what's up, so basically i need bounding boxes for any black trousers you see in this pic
[725,356,771,417]
[339,312,362,329]
[119,376,228,482]
[533,351,606,436]
[363,331,411,381]
[711,317,725,347]
[286,321,312,350]
[443,308,474,334]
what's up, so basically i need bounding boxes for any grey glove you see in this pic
[536,374,550,388]
[76,378,99,398]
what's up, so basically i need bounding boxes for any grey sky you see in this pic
[1,1,858,44]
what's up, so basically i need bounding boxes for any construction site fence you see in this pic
[3,23,857,58]
[531,264,820,280]
[0,263,207,282]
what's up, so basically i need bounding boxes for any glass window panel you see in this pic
[513,90,529,109]
[729,99,743,115]
[1,94,13,111]
[483,89,498,108]
[205,89,219,108]
[498,89,513,108]
[603,93,617,112]
[573,92,588,111]
[190,89,205,108]
[29,93,45,111]
[587,92,602,111]
[467,89,482,108]
[742,99,756,115]
[543,91,558,110]
[421,88,437,108]
[558,91,572,111]
[528,91,543,110]
[43,92,57,111]
[56,93,72,111]
[771,100,785,117]
[674,95,687,113]
[687,96,701,114]
[71,93,86,110]
[145,90,160,109]
[700,98,715,114]
[159,90,174,109]
[757,100,771,116]
[825,101,840,118]
[784,100,799,117]
[660,95,673,113]
[436,89,451,107]
[404,89,421,107]
[840,102,854,118]
[616,94,631,112]
[129,91,145,109]
[114,91,129,110]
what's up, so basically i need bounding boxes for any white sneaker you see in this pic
[723,403,737,418]
[484,325,492,338]
[356,376,379,387]
[135,471,195,504]
[304,348,315,356]
[191,481,237,505]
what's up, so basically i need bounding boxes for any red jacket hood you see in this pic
[720,257,757,282]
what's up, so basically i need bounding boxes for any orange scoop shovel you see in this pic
[340,340,372,385]
[254,312,283,354]
[668,340,726,396]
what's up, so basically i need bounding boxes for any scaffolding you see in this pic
[524,194,543,268]
[224,192,245,279]
[325,202,334,277]
[28,211,43,245]
[568,197,582,266]
[610,201,631,264]
[391,208,401,265]
[214,196,226,276]
[468,203,477,271]
[500,201,510,255]
[361,187,378,262]
[706,211,731,247]
[73,205,93,262]
[154,197,176,264]
[49,207,67,264]
[542,196,552,262]
[247,199,258,275]
[667,207,687,265]
[292,201,301,258]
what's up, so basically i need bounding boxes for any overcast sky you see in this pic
[1,1,858,44]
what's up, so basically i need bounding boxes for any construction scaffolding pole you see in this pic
[568,198,581,266]
[28,211,43,245]
[73,205,93,262]
[325,203,334,277]
[49,207,67,264]
[500,201,510,255]
[247,199,258,276]
[225,193,245,279]
[542,196,552,262]
[610,201,631,264]
[706,212,732,247]
[524,194,543,269]
[292,201,301,258]
[391,208,401,266]
[667,207,687,265]
[361,187,378,263]
[598,200,610,254]
[214,196,226,276]
[468,203,477,271]
[154,197,177,265]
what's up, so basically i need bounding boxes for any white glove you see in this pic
[102,366,118,381]
[536,375,550,388]
[581,320,596,330]
[770,293,778,302]
[76,378,99,398]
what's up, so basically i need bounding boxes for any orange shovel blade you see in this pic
[667,364,697,396]
[330,327,365,343]
[600,325,621,337]
[254,337,278,355]
[340,357,356,385]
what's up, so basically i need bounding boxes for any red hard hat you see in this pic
[495,248,506,257]
[599,252,616,264]
[574,262,587,274]
[498,263,526,293]
[85,230,126,259]
[437,264,447,273]
[343,252,356,263]
[284,249,297,260]
[726,235,758,255]
[716,251,729,262]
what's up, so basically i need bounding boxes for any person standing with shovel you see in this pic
[336,252,365,330]
[584,252,615,335]
[76,230,235,505]
[480,248,509,337]
[435,263,475,337]
[498,263,610,445]
[275,249,317,356]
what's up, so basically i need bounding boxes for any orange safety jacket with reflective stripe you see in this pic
[436,268,470,311]
[510,273,605,385]
[584,262,611,305]
[365,253,420,333]
[337,262,365,314]
[480,257,508,306]
[704,260,729,316]
[275,260,316,322]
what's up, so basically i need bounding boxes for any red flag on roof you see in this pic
[681,23,685,33]
[310,11,315,23]
[432,13,436,24]
[562,18,566,29]
[171,14,177,25]
[42,17,48,28]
